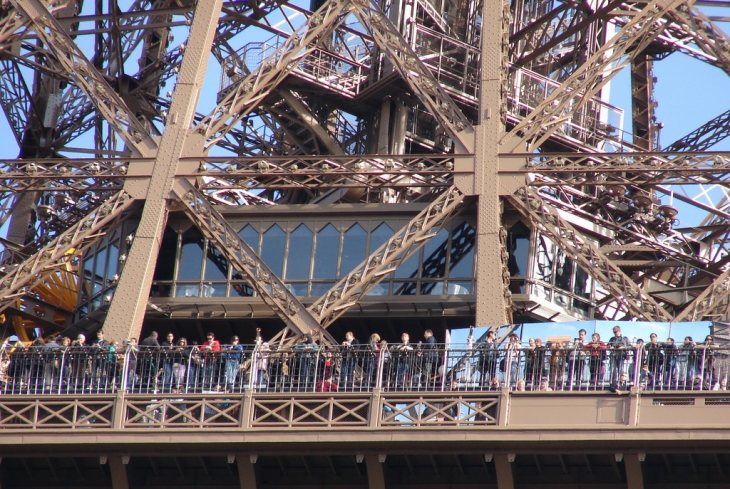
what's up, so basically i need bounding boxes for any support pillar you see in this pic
[108,457,129,489]
[493,454,514,489]
[474,0,510,326]
[103,0,224,341]
[237,455,257,489]
[624,453,644,489]
[364,454,386,489]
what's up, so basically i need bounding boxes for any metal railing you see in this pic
[1,342,728,395]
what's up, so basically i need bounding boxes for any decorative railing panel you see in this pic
[251,396,370,428]
[380,394,498,427]
[0,398,113,429]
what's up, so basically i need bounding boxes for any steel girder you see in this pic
[665,109,730,152]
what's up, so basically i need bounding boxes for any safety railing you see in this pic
[1,343,728,395]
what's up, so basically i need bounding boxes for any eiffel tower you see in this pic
[1,0,730,345]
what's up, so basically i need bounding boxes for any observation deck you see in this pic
[1,343,730,488]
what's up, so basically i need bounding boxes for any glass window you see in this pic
[573,266,592,299]
[555,250,573,292]
[153,226,177,281]
[106,243,119,280]
[178,228,204,281]
[420,228,449,279]
[239,224,259,253]
[286,224,313,279]
[395,252,420,279]
[369,223,393,253]
[507,222,530,277]
[313,224,340,279]
[262,224,285,277]
[204,242,229,281]
[448,222,475,278]
[93,248,107,294]
[534,235,555,284]
[340,224,367,276]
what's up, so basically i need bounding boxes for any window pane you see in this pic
[239,224,259,252]
[262,225,285,277]
[573,266,592,299]
[369,223,393,253]
[106,243,119,280]
[534,235,555,284]
[286,224,313,279]
[555,250,573,292]
[507,222,530,277]
[341,224,367,275]
[204,242,229,281]
[420,229,449,279]
[313,224,340,279]
[395,252,420,279]
[449,222,475,278]
[178,228,204,280]
[93,248,107,294]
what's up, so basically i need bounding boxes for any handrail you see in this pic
[0,342,726,395]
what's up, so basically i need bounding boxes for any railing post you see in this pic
[240,388,253,429]
[112,388,126,430]
[628,386,640,426]
[497,386,509,427]
[369,387,382,428]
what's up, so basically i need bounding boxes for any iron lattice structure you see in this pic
[1,0,730,343]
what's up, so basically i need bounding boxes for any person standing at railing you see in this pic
[646,334,663,389]
[201,332,221,391]
[363,333,381,388]
[42,335,61,393]
[394,333,414,389]
[608,326,630,385]
[170,338,189,391]
[91,331,111,391]
[223,336,244,391]
[662,338,678,389]
[293,334,319,390]
[339,332,359,390]
[160,333,176,390]
[68,334,88,393]
[567,329,588,390]
[421,329,438,389]
[586,333,607,389]
[254,340,270,389]
[477,329,498,387]
[677,336,696,389]
[502,334,520,389]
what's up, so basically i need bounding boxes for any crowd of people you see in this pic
[0,325,727,395]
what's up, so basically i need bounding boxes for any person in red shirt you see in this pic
[201,332,221,389]
[586,332,607,389]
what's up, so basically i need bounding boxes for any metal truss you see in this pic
[509,186,672,322]
[350,0,474,153]
[0,190,135,316]
[309,186,465,328]
[11,0,155,157]
[665,5,730,77]
[665,109,730,152]
[504,0,684,152]
[674,266,730,322]
[197,0,353,148]
[520,152,730,186]
[175,180,335,344]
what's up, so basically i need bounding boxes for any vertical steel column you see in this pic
[631,54,655,150]
[493,454,514,489]
[237,455,258,489]
[108,456,130,489]
[103,0,224,341]
[474,0,510,326]
[624,454,645,489]
[364,454,386,489]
